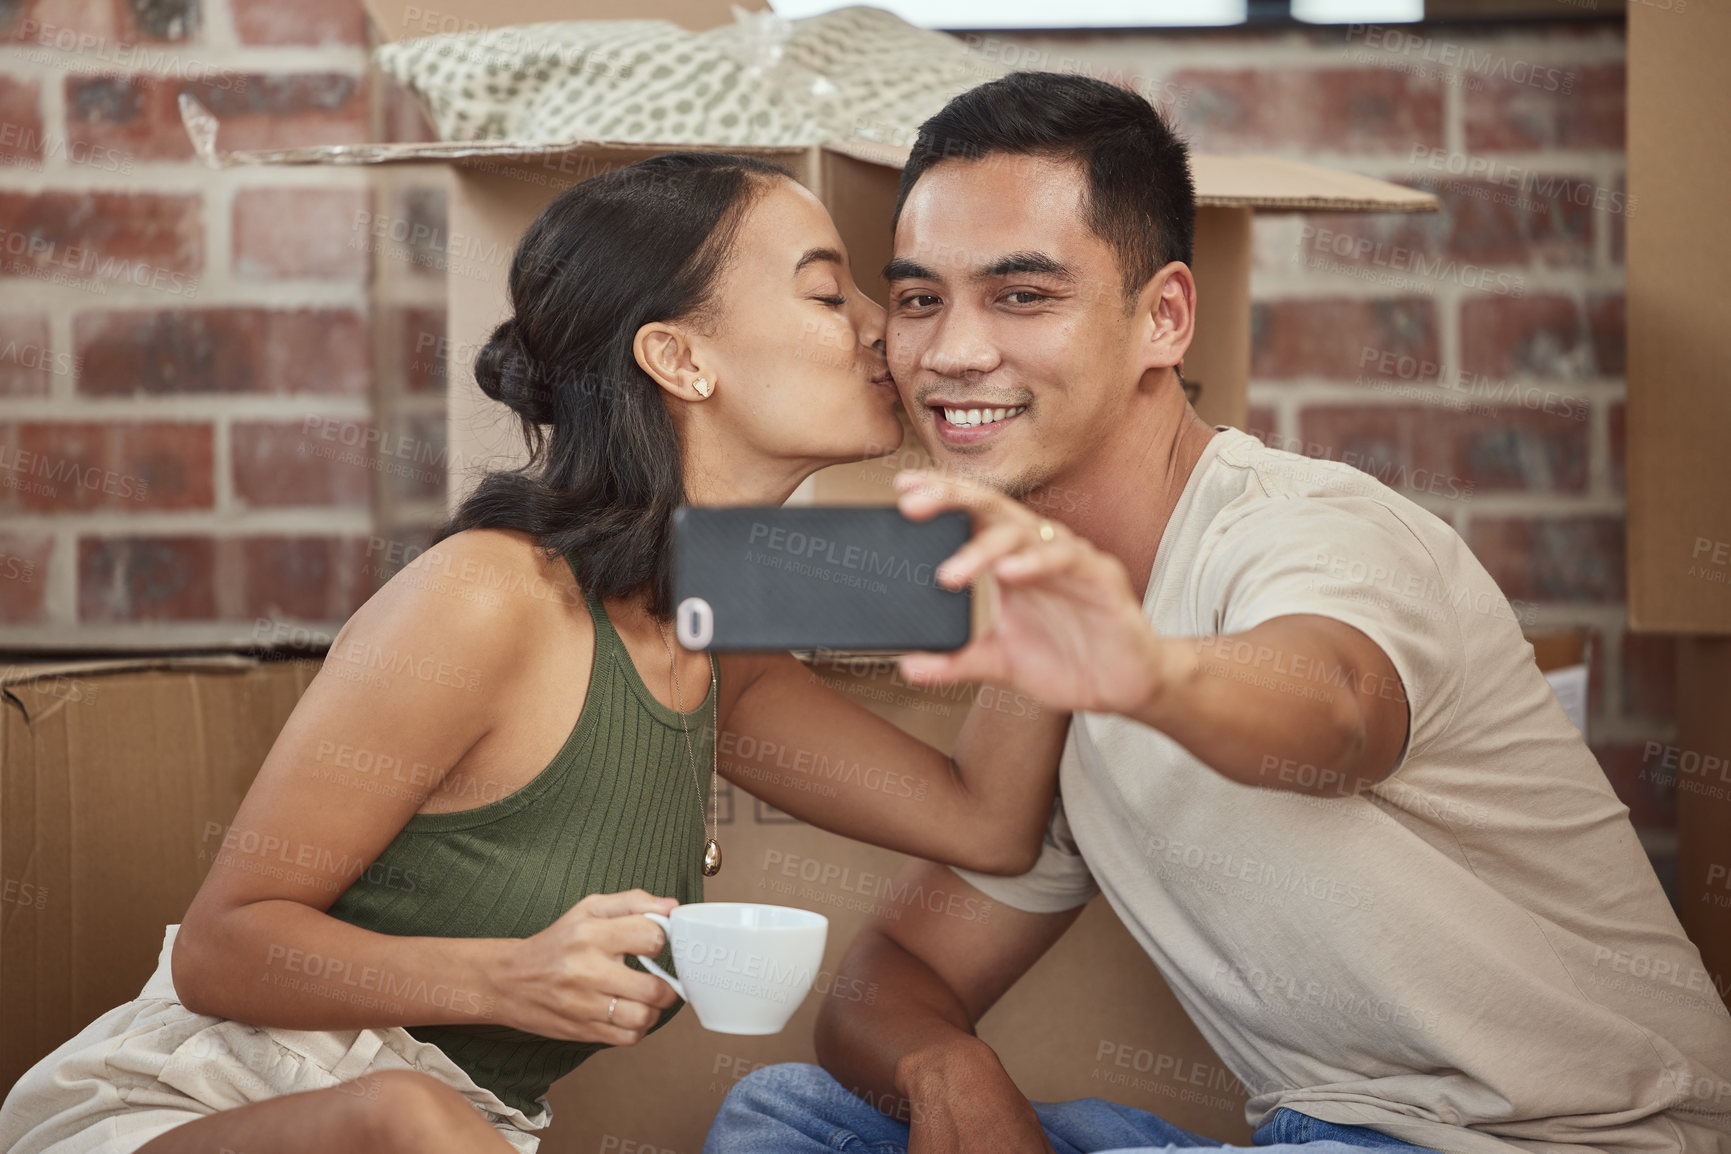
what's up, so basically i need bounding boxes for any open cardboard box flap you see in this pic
[181,94,1437,216]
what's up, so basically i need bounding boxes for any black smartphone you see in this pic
[670,505,972,652]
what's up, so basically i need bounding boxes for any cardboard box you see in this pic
[185,0,1436,514]
[1626,1,1731,1004]
[0,656,319,1090]
[1626,2,1731,637]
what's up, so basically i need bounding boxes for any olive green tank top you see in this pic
[324,556,714,1117]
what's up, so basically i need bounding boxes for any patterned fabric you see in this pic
[374,6,1006,148]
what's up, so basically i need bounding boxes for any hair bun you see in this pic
[474,317,555,425]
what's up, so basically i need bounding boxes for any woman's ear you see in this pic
[1136,261,1197,376]
[634,321,713,403]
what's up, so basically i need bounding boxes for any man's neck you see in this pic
[1031,380,1217,603]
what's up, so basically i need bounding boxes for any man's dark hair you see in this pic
[893,71,1195,301]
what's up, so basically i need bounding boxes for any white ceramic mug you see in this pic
[636,902,828,1035]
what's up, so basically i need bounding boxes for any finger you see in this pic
[586,913,673,958]
[580,889,679,919]
[934,522,1032,589]
[992,536,1091,583]
[613,962,684,1009]
[899,645,1001,687]
[593,995,660,1033]
[894,470,1024,526]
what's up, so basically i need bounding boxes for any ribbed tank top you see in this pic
[324,554,714,1117]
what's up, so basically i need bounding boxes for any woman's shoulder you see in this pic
[327,528,588,679]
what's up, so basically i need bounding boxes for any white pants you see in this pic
[0,925,550,1154]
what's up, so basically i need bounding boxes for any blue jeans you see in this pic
[702,1063,1443,1154]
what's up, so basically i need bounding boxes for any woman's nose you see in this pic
[856,295,888,349]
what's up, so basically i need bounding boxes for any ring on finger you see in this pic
[607,996,617,1024]
[1037,519,1057,543]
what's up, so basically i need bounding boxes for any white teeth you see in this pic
[941,405,1026,429]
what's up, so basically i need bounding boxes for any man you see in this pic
[703,72,1731,1154]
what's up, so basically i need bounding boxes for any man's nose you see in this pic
[922,307,997,378]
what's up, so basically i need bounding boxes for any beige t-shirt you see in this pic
[956,428,1731,1154]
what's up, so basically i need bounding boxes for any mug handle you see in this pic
[634,912,686,1001]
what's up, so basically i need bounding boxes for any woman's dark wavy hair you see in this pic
[433,151,789,618]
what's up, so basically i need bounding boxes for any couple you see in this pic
[4,71,1728,1154]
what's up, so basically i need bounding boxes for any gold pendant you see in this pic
[702,839,722,877]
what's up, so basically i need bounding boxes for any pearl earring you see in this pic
[693,377,713,398]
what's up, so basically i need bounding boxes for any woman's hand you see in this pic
[490,889,682,1045]
[894,470,1169,717]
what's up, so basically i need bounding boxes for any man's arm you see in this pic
[892,472,1411,797]
[815,859,1084,1153]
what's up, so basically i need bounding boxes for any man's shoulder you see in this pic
[1190,428,1459,553]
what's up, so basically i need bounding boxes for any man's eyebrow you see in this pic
[795,246,846,274]
[980,251,1076,282]
[884,257,939,282]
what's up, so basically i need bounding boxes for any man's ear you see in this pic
[634,321,712,403]
[1134,261,1197,375]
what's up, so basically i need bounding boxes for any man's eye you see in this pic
[899,293,941,310]
[1005,290,1049,305]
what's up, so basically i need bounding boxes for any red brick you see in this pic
[0,313,56,395]
[0,189,202,285]
[233,187,370,281]
[1622,632,1677,721]
[1467,515,1625,603]
[1299,404,1588,496]
[184,73,369,152]
[242,536,378,623]
[397,306,445,393]
[7,420,212,511]
[1243,404,1277,444]
[232,0,363,44]
[1464,63,1624,152]
[120,0,198,40]
[0,532,53,623]
[1591,740,1677,832]
[391,184,448,279]
[1171,68,1444,154]
[384,410,446,503]
[1251,297,1437,381]
[231,419,374,508]
[1610,173,1626,265]
[1459,294,1620,380]
[0,77,43,166]
[3,0,126,43]
[1587,293,1624,377]
[66,72,367,162]
[75,308,370,396]
[1609,399,1626,493]
[78,534,215,621]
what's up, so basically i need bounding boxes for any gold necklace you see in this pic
[657,621,721,877]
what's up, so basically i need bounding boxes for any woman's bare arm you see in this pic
[715,651,1067,875]
[173,533,676,1043]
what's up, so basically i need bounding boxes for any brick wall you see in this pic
[0,9,1672,887]
[0,0,446,648]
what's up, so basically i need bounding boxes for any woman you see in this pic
[0,153,1068,1154]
